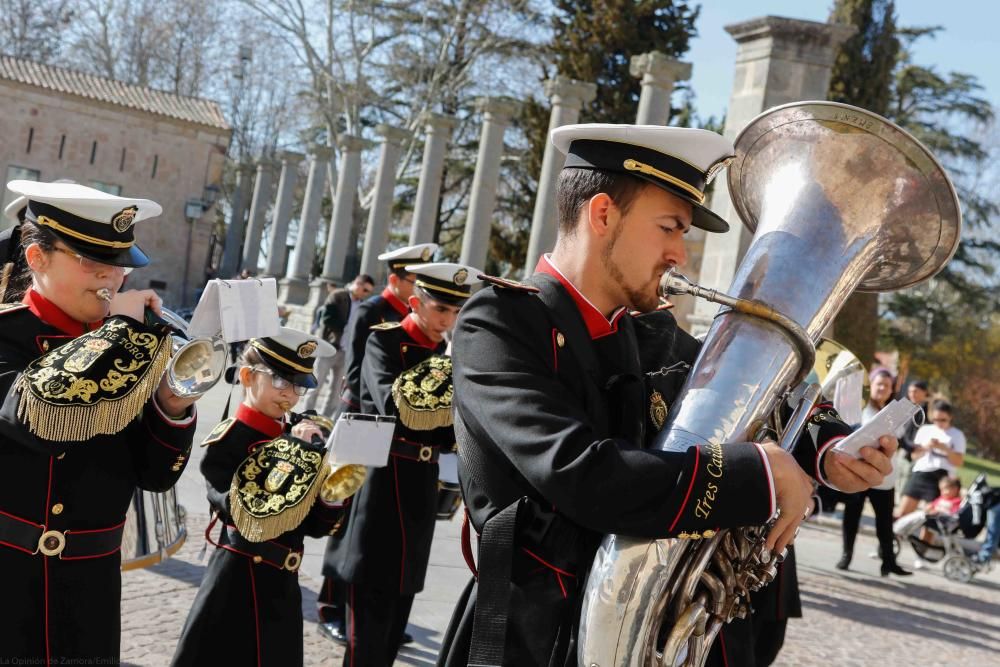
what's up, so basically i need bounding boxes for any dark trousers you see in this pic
[343,584,414,667]
[842,487,897,565]
[318,576,346,625]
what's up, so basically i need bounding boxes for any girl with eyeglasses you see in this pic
[0,180,200,662]
[172,328,350,667]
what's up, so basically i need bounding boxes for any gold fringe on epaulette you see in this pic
[15,336,172,442]
[228,466,330,543]
[0,262,12,302]
[391,381,454,432]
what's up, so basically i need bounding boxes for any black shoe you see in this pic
[400,631,414,646]
[318,621,348,645]
[881,563,912,577]
[835,552,852,570]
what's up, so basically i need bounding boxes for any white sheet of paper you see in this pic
[438,453,459,483]
[186,278,281,342]
[833,370,864,427]
[328,414,396,467]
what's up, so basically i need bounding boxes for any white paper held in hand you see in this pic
[833,397,921,490]
[327,414,396,467]
[186,278,281,342]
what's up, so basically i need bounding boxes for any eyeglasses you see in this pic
[52,246,133,275]
[249,366,308,395]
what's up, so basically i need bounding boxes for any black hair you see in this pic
[355,273,375,286]
[556,168,651,236]
[940,476,961,490]
[389,266,411,280]
[1,220,57,303]
[931,399,953,415]
[909,379,929,392]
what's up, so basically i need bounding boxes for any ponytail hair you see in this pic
[0,221,56,303]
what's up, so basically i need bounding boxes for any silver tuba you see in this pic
[578,101,962,666]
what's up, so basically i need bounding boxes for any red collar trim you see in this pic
[401,314,439,349]
[535,255,626,339]
[382,287,410,318]
[235,403,285,439]
[22,289,100,337]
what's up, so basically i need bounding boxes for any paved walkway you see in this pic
[118,383,1000,665]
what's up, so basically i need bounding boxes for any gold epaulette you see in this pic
[201,417,236,447]
[478,274,540,294]
[391,355,454,430]
[229,434,329,542]
[0,302,28,315]
[370,321,402,331]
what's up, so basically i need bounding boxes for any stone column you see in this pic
[278,145,332,305]
[630,51,692,126]
[459,97,520,271]
[219,161,253,278]
[523,77,597,274]
[241,158,278,274]
[320,134,369,284]
[688,16,854,335]
[263,150,304,278]
[360,124,410,279]
[408,112,456,245]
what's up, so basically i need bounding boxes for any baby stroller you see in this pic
[893,473,1000,583]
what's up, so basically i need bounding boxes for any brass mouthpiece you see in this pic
[96,288,113,302]
[278,401,292,413]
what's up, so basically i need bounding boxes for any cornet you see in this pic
[96,288,227,398]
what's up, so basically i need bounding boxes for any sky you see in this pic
[686,0,999,123]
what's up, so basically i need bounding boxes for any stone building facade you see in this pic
[0,55,231,308]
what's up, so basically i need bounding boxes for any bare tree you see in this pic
[0,0,73,63]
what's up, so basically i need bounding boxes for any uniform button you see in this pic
[702,530,716,539]
[42,340,50,351]
[402,345,408,353]
[677,531,689,540]
[51,503,64,515]
[556,332,565,348]
[171,464,181,472]
[252,555,263,564]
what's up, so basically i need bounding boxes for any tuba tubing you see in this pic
[578,100,961,666]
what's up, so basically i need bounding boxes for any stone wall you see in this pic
[0,80,230,307]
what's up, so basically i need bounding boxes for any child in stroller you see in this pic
[892,473,1000,583]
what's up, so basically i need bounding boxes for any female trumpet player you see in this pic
[172,329,355,667]
[0,180,199,662]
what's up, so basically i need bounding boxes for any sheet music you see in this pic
[327,413,396,467]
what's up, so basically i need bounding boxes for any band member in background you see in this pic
[172,329,352,666]
[0,180,200,662]
[436,125,898,667]
[327,263,482,667]
[303,274,375,416]
[316,242,436,645]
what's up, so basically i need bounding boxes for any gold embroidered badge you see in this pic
[650,390,668,431]
[453,268,468,285]
[111,206,138,233]
[421,247,433,261]
[297,340,317,358]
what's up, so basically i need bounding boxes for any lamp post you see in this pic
[182,198,204,308]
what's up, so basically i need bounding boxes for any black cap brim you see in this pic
[623,171,729,234]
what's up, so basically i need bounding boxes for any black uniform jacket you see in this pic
[438,263,851,667]
[339,286,409,412]
[0,291,196,663]
[172,403,345,667]
[326,315,451,595]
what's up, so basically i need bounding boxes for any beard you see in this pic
[601,223,661,313]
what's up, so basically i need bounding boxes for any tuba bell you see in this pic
[578,100,961,666]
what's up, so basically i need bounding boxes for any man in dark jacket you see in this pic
[303,274,374,415]
[437,124,898,666]
[316,243,436,644]
[327,262,482,666]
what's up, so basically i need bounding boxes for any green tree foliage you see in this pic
[496,1,700,274]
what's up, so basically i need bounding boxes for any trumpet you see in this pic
[96,288,227,399]
[289,411,367,504]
